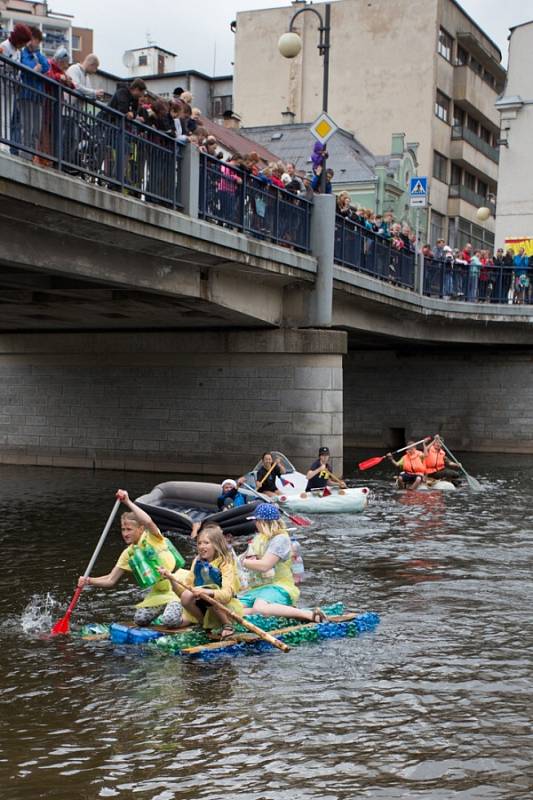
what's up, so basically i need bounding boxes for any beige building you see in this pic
[233,0,505,249]
[0,0,92,62]
[494,20,533,248]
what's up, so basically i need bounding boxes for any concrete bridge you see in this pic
[1,151,533,474]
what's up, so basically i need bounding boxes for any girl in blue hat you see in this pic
[239,503,327,623]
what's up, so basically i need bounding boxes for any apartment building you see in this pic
[0,0,92,62]
[233,0,505,249]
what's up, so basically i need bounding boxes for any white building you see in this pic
[494,20,533,248]
[122,45,176,77]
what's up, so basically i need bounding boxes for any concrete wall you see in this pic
[344,349,533,453]
[0,329,346,476]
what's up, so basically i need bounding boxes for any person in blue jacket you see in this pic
[19,26,49,157]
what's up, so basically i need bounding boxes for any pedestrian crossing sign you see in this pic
[409,176,428,207]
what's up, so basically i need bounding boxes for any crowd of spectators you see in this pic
[1,24,529,302]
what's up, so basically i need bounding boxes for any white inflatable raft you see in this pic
[279,486,369,514]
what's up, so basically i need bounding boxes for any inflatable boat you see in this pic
[135,481,260,538]
[396,479,457,493]
[279,486,369,514]
[245,452,369,513]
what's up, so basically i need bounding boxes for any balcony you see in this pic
[449,184,496,215]
[453,65,500,127]
[451,126,499,163]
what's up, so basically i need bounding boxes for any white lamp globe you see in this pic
[476,206,491,222]
[278,31,302,58]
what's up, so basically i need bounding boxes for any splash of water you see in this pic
[20,593,61,634]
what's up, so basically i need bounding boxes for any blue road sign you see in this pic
[409,176,428,197]
[409,176,428,207]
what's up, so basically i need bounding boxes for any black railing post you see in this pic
[55,83,63,169]
[117,114,125,193]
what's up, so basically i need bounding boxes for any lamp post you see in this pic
[278,2,331,192]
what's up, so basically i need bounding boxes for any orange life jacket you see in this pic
[402,450,426,474]
[425,446,446,474]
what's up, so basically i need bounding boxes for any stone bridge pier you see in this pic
[0,329,346,476]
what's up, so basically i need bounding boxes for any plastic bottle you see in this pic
[129,546,160,588]
[291,537,305,584]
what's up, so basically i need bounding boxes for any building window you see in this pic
[437,28,453,62]
[453,106,465,127]
[430,211,445,245]
[138,54,147,66]
[479,125,491,144]
[456,45,468,66]
[467,115,479,135]
[433,151,448,183]
[477,179,488,199]
[464,171,477,192]
[72,34,81,51]
[470,56,482,76]
[435,90,450,123]
[451,164,462,185]
[457,217,494,251]
[212,94,233,117]
[482,70,496,89]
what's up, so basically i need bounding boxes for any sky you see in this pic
[57,0,533,76]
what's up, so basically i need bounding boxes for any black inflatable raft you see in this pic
[135,481,260,538]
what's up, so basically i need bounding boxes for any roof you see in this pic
[126,46,177,57]
[96,68,232,84]
[239,123,377,182]
[509,19,533,33]
[197,117,281,165]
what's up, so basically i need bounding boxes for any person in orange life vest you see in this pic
[387,439,430,491]
[424,436,461,484]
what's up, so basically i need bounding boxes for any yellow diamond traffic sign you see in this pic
[310,112,338,145]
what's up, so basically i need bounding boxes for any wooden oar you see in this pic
[256,459,279,489]
[358,438,430,471]
[51,499,121,636]
[439,440,482,491]
[172,579,290,653]
[243,482,312,527]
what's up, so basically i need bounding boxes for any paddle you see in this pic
[243,482,312,527]
[256,459,279,489]
[50,499,121,636]
[439,440,482,492]
[358,437,430,471]
[172,578,290,653]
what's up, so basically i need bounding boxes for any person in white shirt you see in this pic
[66,54,104,102]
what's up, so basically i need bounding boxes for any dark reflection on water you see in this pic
[1,458,532,799]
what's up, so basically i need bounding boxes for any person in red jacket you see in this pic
[425,436,462,484]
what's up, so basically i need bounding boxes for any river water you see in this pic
[1,457,532,800]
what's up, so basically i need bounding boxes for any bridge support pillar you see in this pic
[0,328,347,476]
[307,193,336,327]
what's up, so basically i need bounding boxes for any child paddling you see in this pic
[77,490,185,628]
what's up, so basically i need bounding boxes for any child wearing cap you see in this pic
[216,478,247,511]
[239,503,327,623]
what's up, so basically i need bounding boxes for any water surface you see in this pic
[1,458,532,799]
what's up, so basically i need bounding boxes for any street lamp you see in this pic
[278,2,331,191]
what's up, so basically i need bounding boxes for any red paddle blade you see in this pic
[50,614,71,636]
[50,586,83,636]
[358,455,385,471]
[287,513,312,527]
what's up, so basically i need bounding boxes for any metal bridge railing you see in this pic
[334,215,416,290]
[198,152,312,253]
[0,54,183,208]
